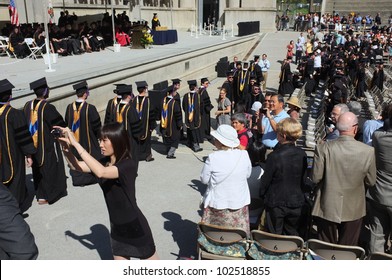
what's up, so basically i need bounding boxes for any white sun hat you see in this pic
[211,124,240,148]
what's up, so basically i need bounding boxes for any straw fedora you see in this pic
[286,96,301,109]
[211,125,240,148]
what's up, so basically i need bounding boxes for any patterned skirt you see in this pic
[201,206,250,237]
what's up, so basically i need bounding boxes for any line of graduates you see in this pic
[0,76,217,209]
[223,57,266,115]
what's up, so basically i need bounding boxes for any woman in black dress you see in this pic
[57,123,158,260]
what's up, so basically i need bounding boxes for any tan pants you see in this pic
[262,72,268,92]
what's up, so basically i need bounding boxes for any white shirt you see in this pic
[201,149,251,210]
[314,55,322,68]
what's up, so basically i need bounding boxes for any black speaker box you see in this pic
[216,61,229,77]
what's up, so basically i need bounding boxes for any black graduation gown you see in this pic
[23,100,67,204]
[182,91,203,146]
[356,67,367,98]
[104,96,122,125]
[65,101,102,186]
[131,96,156,160]
[278,62,295,97]
[0,105,36,206]
[198,87,213,139]
[160,96,183,149]
[119,103,143,161]
[245,92,265,113]
[249,63,264,84]
[233,69,251,104]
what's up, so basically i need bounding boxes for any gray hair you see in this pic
[348,101,362,116]
[334,103,350,114]
[231,113,247,125]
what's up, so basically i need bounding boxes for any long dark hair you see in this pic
[100,123,131,163]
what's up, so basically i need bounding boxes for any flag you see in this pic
[8,0,19,26]
[48,0,55,24]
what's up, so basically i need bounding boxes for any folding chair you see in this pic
[249,230,306,260]
[24,38,43,59]
[197,223,248,260]
[306,239,365,260]
[368,252,392,260]
[0,36,16,58]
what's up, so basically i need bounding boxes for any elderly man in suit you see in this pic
[311,112,376,246]
[366,104,392,254]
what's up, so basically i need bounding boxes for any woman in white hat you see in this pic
[286,96,301,120]
[200,125,252,236]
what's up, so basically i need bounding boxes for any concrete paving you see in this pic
[2,30,299,260]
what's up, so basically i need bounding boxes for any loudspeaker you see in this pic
[216,61,229,77]
[219,56,228,62]
[149,89,167,112]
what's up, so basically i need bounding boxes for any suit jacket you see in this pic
[311,135,376,223]
[366,129,392,207]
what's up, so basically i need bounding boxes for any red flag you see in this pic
[9,0,19,26]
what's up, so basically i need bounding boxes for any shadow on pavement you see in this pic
[65,224,113,260]
[162,212,198,260]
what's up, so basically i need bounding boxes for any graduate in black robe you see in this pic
[65,81,102,186]
[132,81,156,162]
[116,85,143,161]
[245,82,265,114]
[355,61,367,99]
[233,62,251,104]
[104,84,126,125]
[249,55,264,85]
[23,77,67,205]
[182,80,203,152]
[198,77,214,141]
[160,85,183,159]
[278,57,295,97]
[171,78,186,141]
[0,79,36,208]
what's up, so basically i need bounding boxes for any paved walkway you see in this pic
[14,30,299,260]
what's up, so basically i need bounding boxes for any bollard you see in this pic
[222,26,226,40]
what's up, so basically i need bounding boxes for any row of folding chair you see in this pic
[197,223,392,260]
[304,80,328,149]
[365,86,388,119]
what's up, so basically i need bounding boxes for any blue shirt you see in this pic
[363,119,384,146]
[261,110,290,148]
[258,59,270,72]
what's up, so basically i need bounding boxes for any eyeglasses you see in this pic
[254,88,260,91]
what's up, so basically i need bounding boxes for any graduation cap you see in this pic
[243,62,249,68]
[171,78,181,84]
[201,77,209,84]
[226,71,234,77]
[30,77,48,91]
[254,55,260,60]
[187,80,197,86]
[0,79,14,97]
[30,77,49,96]
[153,13,157,16]
[113,83,126,94]
[135,81,148,90]
[236,61,242,66]
[117,85,133,96]
[73,80,88,94]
